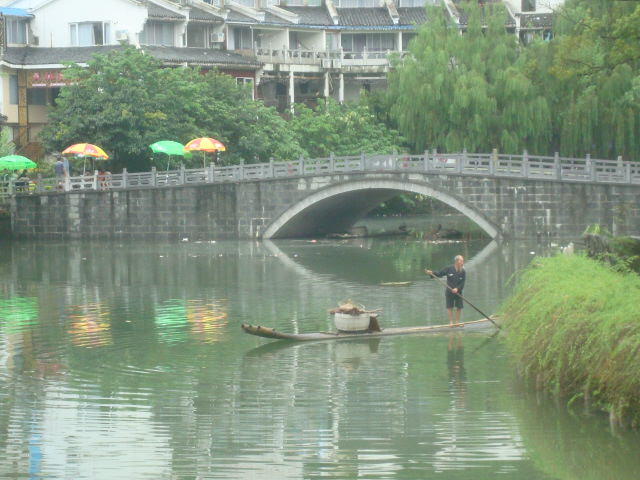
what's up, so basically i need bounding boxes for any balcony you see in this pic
[253,47,402,67]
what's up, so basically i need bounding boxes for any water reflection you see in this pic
[1,236,637,478]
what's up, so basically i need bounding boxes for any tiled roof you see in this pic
[2,45,259,68]
[189,6,223,22]
[2,46,124,65]
[264,12,290,24]
[148,2,185,21]
[337,8,391,26]
[520,13,553,29]
[397,7,427,26]
[226,10,257,23]
[280,7,333,26]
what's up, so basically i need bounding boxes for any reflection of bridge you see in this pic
[9,152,640,240]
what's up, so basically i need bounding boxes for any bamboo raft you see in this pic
[241,317,497,342]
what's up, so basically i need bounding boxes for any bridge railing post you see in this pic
[522,150,529,178]
[459,149,467,173]
[360,152,366,172]
[239,159,245,180]
[329,152,335,172]
[269,158,274,178]
[586,153,595,181]
[299,155,305,175]
[554,152,561,180]
[36,174,43,193]
[209,163,215,183]
[625,162,632,183]
[490,148,497,175]
[423,150,429,172]
[151,166,157,187]
[122,168,128,189]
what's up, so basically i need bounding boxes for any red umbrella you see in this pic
[184,137,226,167]
[184,137,226,153]
[62,143,109,159]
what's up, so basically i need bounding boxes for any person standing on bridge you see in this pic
[425,255,466,327]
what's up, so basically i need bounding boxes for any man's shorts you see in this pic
[445,291,463,309]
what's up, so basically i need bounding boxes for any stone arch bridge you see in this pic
[9,152,640,240]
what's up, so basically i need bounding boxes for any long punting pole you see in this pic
[427,272,501,330]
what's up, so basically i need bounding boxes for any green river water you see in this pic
[1,229,639,479]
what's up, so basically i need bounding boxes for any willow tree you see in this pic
[549,0,640,160]
[388,1,551,154]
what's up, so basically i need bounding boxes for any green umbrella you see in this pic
[0,155,37,171]
[150,141,192,157]
[149,141,192,171]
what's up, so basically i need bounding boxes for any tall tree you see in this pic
[387,1,551,154]
[548,0,640,160]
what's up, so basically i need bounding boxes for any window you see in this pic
[70,22,110,46]
[341,33,395,52]
[282,0,321,5]
[7,18,28,44]
[27,88,46,106]
[326,32,340,51]
[236,77,254,99]
[233,28,252,50]
[402,33,417,50]
[10,75,19,105]
[139,21,175,46]
[187,24,208,48]
[336,0,377,7]
[234,0,257,7]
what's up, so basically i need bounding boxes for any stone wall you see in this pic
[10,173,640,240]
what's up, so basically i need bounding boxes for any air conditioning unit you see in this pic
[210,32,225,43]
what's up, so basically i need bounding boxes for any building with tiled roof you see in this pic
[0,0,562,155]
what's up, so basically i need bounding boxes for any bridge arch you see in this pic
[262,179,502,240]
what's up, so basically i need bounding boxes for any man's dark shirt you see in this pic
[434,266,466,293]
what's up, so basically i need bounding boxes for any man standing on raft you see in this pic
[425,255,466,327]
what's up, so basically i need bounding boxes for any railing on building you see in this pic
[254,47,401,67]
[2,152,639,201]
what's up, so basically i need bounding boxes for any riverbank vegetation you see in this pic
[500,254,640,427]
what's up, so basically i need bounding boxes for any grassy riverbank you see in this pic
[500,254,640,427]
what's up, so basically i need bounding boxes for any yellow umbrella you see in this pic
[62,143,109,159]
[184,137,226,167]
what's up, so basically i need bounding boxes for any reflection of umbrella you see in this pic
[0,297,39,333]
[62,143,108,174]
[184,137,226,167]
[150,141,192,171]
[0,155,37,171]
[62,143,109,159]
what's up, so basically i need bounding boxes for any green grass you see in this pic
[500,254,640,427]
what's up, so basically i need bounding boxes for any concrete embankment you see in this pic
[500,254,640,428]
